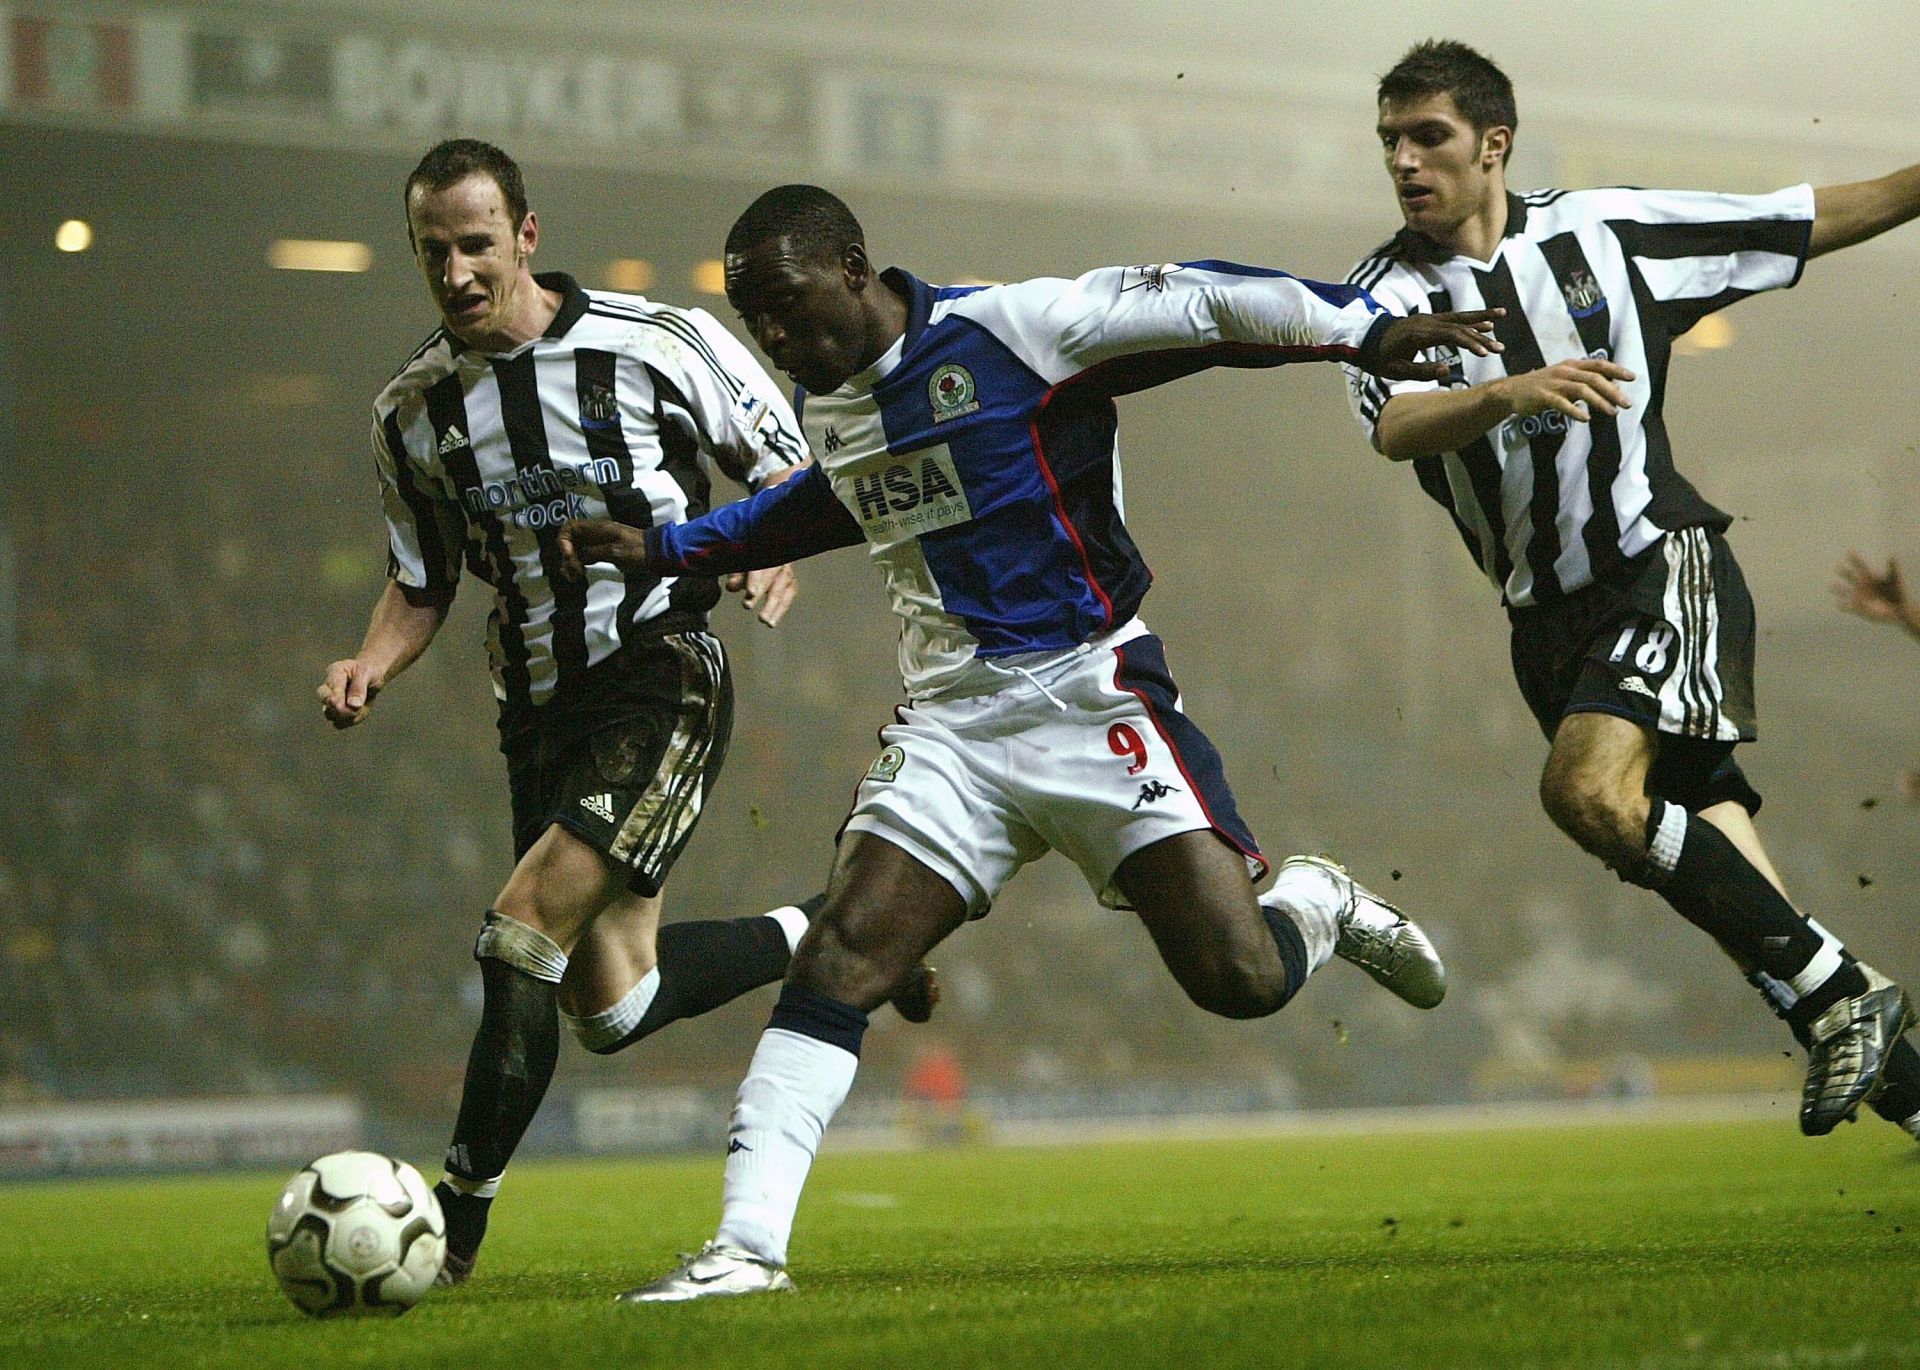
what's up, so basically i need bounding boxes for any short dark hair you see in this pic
[404,139,529,230]
[726,184,863,263]
[1378,40,1517,156]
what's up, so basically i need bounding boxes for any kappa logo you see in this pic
[1618,675,1658,699]
[726,1137,752,1155]
[928,364,980,422]
[1132,780,1182,809]
[580,792,618,822]
[437,424,469,455]
[1561,267,1606,319]
[822,425,842,454]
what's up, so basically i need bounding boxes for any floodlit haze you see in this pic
[3,0,1916,1133]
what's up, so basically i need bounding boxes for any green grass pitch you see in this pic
[3,1115,1916,1369]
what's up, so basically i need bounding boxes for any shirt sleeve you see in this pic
[664,306,809,490]
[372,406,463,607]
[645,462,864,574]
[1602,183,1815,336]
[947,260,1392,396]
[1340,265,1451,451]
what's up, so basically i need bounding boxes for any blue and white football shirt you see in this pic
[648,262,1389,697]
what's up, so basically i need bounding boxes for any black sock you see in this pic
[1742,967,1920,1125]
[445,956,559,1185]
[434,1181,492,1262]
[593,908,803,1055]
[1259,905,1310,1012]
[1647,800,1866,1024]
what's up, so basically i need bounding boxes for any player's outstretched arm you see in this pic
[560,463,864,584]
[318,579,450,729]
[1810,163,1920,258]
[1372,357,1638,461]
[1833,552,1920,640]
[1359,309,1505,381]
[559,518,652,577]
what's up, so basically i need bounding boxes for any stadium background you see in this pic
[3,0,1916,1166]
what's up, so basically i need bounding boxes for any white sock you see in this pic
[714,1027,859,1265]
[764,904,810,955]
[440,1167,501,1199]
[1784,917,1847,999]
[562,967,661,1051]
[1261,862,1341,974]
[1903,1110,1920,1142]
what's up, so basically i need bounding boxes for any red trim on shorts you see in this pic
[1110,645,1265,870]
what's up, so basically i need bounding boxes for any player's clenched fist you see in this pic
[558,517,653,580]
[317,659,382,729]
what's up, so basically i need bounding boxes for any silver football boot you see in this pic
[617,1241,795,1303]
[1801,966,1913,1137]
[1279,855,1447,1010]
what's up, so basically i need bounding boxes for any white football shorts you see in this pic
[842,621,1266,915]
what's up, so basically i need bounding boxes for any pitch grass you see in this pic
[2,1116,1916,1369]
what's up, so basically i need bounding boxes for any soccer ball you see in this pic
[267,1151,446,1317]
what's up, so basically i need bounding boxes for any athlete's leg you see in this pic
[629,832,968,1293]
[559,889,809,1054]
[1114,830,1445,1018]
[1693,802,1920,1136]
[438,824,626,1279]
[1116,830,1298,1018]
[1540,711,1908,1133]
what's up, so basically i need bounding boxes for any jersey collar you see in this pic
[1395,192,1531,266]
[537,271,590,337]
[882,267,938,353]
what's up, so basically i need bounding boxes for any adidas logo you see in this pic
[1619,675,1657,699]
[580,792,617,822]
[437,425,469,454]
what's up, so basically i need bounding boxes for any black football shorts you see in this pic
[1508,526,1761,813]
[503,630,733,896]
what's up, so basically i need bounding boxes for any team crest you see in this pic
[928,364,980,423]
[865,745,906,784]
[1561,267,1606,319]
[582,382,619,424]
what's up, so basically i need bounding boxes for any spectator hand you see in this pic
[1833,551,1910,624]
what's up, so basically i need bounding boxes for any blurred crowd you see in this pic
[4,443,1916,1126]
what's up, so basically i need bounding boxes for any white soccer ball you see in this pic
[267,1151,446,1317]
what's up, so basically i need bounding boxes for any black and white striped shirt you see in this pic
[1345,186,1813,607]
[372,273,805,716]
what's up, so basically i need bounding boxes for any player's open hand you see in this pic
[317,659,382,729]
[1833,551,1911,623]
[1495,358,1637,422]
[725,565,798,627]
[1367,308,1506,380]
[558,517,651,580]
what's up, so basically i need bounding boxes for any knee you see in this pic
[1183,946,1289,1020]
[1538,759,1645,868]
[493,885,562,942]
[788,909,906,1013]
